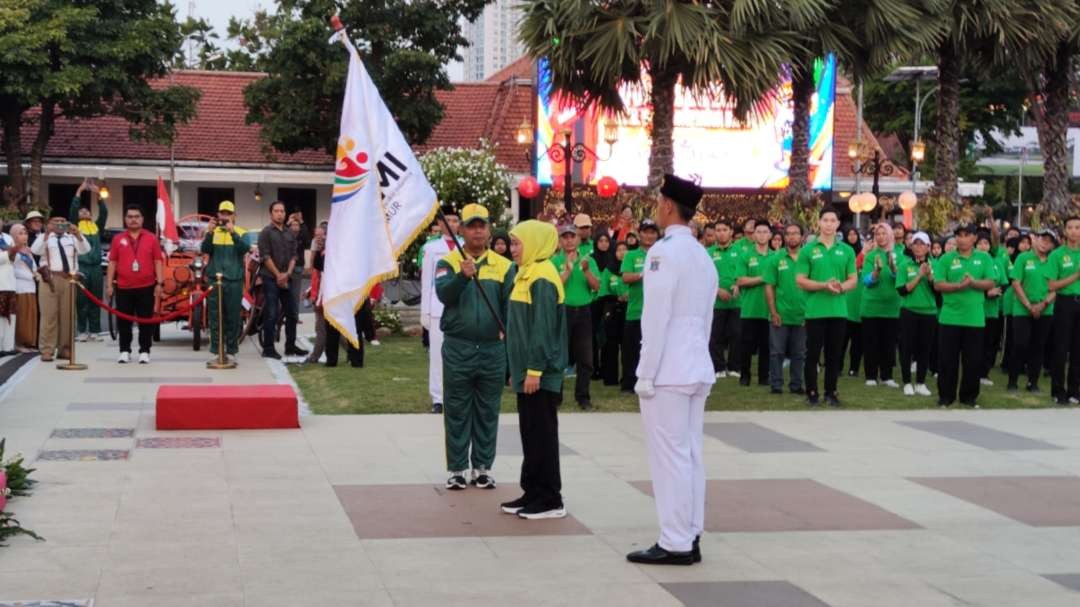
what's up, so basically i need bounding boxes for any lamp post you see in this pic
[849,141,894,221]
[885,66,938,200]
[516,119,618,215]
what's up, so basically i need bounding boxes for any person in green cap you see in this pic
[735,220,773,387]
[552,222,600,409]
[201,200,250,361]
[620,218,660,392]
[70,178,107,342]
[1009,228,1057,393]
[435,203,514,491]
[764,223,806,395]
[933,224,996,407]
[860,223,902,388]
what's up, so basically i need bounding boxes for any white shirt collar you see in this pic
[664,224,690,237]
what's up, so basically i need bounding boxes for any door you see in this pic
[277,188,317,228]
[122,185,158,229]
[197,187,235,218]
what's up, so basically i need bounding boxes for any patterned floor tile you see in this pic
[37,449,130,462]
[497,425,577,456]
[662,581,831,607]
[704,422,824,453]
[633,479,919,533]
[334,484,592,539]
[65,402,148,411]
[135,437,221,449]
[83,376,212,384]
[911,476,1080,526]
[50,428,134,439]
[897,421,1061,451]
[1043,574,1080,592]
[0,602,93,607]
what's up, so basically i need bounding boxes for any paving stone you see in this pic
[37,450,130,462]
[83,377,212,384]
[661,581,831,607]
[912,476,1080,526]
[898,421,1062,451]
[50,428,134,439]
[135,437,221,449]
[704,422,824,453]
[1043,574,1080,593]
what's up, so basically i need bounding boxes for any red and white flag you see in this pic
[156,177,179,255]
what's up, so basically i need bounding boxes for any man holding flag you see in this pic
[69,178,107,342]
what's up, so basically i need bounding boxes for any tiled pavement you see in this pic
[3,328,1080,605]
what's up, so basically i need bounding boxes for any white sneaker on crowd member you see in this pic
[1070,397,1080,406]
[884,379,900,388]
[980,378,994,387]
[727,371,740,379]
[865,380,878,387]
[903,384,915,396]
[445,472,467,491]
[915,384,932,396]
[138,352,150,364]
[715,371,726,379]
[370,339,381,346]
[117,352,130,364]
[472,468,495,489]
[76,332,88,342]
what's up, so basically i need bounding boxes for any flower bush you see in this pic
[372,304,403,335]
[1,438,42,546]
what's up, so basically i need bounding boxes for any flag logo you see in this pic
[333,137,370,204]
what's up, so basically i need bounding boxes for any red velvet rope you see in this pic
[76,283,215,324]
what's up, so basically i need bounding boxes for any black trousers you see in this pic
[261,278,298,352]
[622,319,642,391]
[358,299,376,342]
[325,308,364,367]
[899,310,936,385]
[1051,295,1080,399]
[805,317,846,397]
[937,324,983,404]
[600,302,624,386]
[982,315,1003,378]
[1001,316,1014,373]
[739,318,770,385]
[862,317,898,381]
[517,390,563,509]
[566,305,593,403]
[590,300,605,379]
[709,308,740,373]
[116,286,155,354]
[844,320,862,375]
[1010,315,1053,387]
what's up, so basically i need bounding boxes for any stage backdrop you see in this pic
[534,55,836,191]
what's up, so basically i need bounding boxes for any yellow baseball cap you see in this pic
[218,200,236,213]
[461,203,490,225]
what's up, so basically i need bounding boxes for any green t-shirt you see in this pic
[896,256,938,315]
[708,243,741,310]
[578,241,594,257]
[605,267,628,299]
[552,251,599,307]
[936,249,995,328]
[983,252,1008,319]
[763,249,805,325]
[860,248,902,319]
[621,248,648,321]
[1010,250,1055,317]
[1047,245,1080,296]
[796,239,857,320]
[736,245,771,320]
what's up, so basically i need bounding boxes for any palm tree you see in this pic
[518,0,797,194]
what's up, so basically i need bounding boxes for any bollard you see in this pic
[207,273,236,369]
[57,275,88,371]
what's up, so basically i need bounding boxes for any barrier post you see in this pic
[57,275,88,371]
[207,273,236,369]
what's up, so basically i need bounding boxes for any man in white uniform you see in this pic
[420,207,460,414]
[628,174,717,566]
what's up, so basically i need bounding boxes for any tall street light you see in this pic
[516,119,618,215]
[885,66,938,196]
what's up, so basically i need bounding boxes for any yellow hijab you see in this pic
[509,220,564,303]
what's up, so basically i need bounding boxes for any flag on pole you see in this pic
[156,177,179,255]
[322,29,438,347]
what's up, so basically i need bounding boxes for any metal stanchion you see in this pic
[207,273,236,369]
[57,275,88,371]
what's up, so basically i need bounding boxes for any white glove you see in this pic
[634,378,655,399]
[420,313,431,330]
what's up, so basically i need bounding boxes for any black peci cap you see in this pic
[660,174,704,211]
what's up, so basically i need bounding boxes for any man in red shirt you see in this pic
[106,206,164,364]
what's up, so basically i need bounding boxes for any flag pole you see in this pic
[435,209,506,338]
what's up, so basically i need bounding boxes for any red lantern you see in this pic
[550,177,565,192]
[517,176,541,199]
[597,176,619,199]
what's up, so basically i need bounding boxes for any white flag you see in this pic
[322,34,438,347]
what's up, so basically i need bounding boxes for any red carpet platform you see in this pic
[156,385,300,430]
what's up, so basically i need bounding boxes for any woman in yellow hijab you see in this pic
[502,220,568,520]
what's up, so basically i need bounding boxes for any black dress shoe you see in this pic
[806,392,820,407]
[692,535,702,563]
[626,544,694,566]
[825,393,842,407]
[262,350,282,360]
[770,388,783,395]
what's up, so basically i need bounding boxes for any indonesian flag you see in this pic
[322,28,438,347]
[156,177,179,255]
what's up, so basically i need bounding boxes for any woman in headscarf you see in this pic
[501,220,568,521]
[590,232,614,380]
[860,222,902,388]
[491,233,512,261]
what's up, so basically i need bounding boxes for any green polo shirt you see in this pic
[552,251,599,307]
[1047,245,1080,296]
[603,267,628,299]
[860,248,902,319]
[1010,251,1055,317]
[621,248,647,321]
[763,249,805,325]
[578,241,593,257]
[796,238,857,320]
[896,256,938,315]
[736,245,771,320]
[708,243,741,311]
[936,249,995,327]
[983,252,1008,319]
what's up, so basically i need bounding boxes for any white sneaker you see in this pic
[915,384,932,396]
[980,378,994,386]
[1069,397,1080,406]
[517,506,567,520]
[727,371,741,379]
[865,380,878,387]
[117,352,130,364]
[903,383,915,396]
[76,332,88,342]
[138,352,150,364]
[884,379,900,388]
[370,339,381,346]
[715,371,726,379]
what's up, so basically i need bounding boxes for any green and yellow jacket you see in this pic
[201,227,250,281]
[435,248,515,342]
[69,196,107,270]
[507,221,567,394]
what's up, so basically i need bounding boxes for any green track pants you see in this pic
[209,280,243,355]
[77,266,102,333]
[442,336,505,472]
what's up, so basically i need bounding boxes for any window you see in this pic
[47,183,87,220]
[198,187,235,218]
[276,188,317,228]
[122,185,158,227]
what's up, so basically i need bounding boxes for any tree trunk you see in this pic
[28,99,56,214]
[934,44,961,204]
[1035,42,1075,218]
[785,68,814,201]
[1,105,26,211]
[646,67,677,196]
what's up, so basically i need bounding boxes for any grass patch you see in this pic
[290,336,1057,415]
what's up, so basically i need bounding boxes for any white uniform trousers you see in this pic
[639,382,709,553]
[428,319,444,405]
[0,315,14,352]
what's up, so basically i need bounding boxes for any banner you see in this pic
[322,31,438,347]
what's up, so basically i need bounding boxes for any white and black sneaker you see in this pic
[517,503,567,520]
[500,496,529,514]
[445,472,468,490]
[472,469,496,489]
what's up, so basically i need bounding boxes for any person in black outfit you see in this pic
[600,241,628,385]
[590,232,614,380]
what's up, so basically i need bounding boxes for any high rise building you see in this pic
[462,0,524,81]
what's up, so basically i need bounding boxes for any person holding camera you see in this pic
[30,215,90,362]
[201,201,251,362]
[106,206,164,364]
